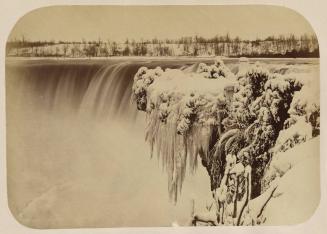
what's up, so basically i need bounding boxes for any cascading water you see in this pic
[6,60,143,121]
[6,58,214,228]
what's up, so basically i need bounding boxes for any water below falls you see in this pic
[6,58,213,228]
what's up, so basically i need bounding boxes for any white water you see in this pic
[6,59,212,228]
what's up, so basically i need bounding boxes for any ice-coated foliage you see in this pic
[132,66,163,111]
[225,62,271,129]
[218,62,309,198]
[132,58,320,225]
[197,57,235,79]
[288,84,320,136]
[132,59,236,202]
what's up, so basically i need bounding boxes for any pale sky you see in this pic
[8,5,316,42]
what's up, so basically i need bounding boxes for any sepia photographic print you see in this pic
[5,5,320,228]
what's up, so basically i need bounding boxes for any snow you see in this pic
[274,117,312,153]
[241,137,320,225]
[131,57,320,225]
[263,136,319,193]
[239,57,249,62]
[196,57,235,79]
[148,69,235,100]
[264,77,291,93]
[261,137,320,225]
[289,83,319,116]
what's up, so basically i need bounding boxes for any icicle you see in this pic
[133,59,236,202]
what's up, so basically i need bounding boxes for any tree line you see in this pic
[6,33,319,58]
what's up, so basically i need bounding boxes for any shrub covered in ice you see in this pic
[175,93,226,135]
[218,62,311,198]
[288,84,320,136]
[132,66,163,111]
[225,62,271,129]
[248,73,301,131]
[197,57,234,79]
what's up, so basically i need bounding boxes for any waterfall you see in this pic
[6,60,145,122]
[6,58,217,228]
[78,61,140,121]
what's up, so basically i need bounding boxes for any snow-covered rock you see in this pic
[261,137,320,225]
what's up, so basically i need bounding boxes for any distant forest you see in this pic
[6,34,319,58]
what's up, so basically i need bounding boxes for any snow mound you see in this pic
[148,68,236,102]
[262,137,320,225]
[274,117,312,153]
[263,136,319,193]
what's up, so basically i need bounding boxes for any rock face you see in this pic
[132,57,320,225]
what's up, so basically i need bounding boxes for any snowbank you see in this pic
[261,137,320,225]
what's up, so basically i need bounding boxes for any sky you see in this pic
[8,5,316,42]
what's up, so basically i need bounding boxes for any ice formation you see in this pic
[132,58,236,202]
[132,57,320,225]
